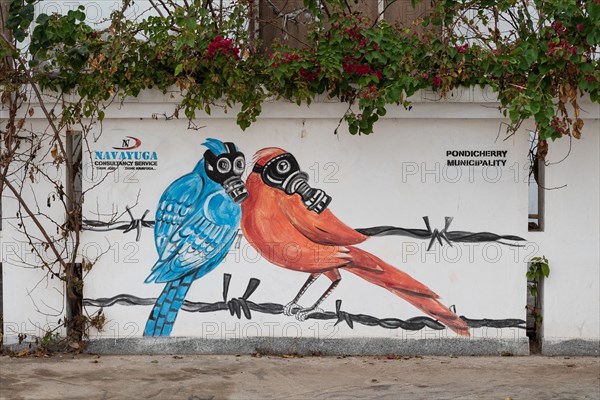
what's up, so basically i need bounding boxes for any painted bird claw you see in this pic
[295,307,324,321]
[283,301,302,316]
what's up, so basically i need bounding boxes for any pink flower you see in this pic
[206,35,240,60]
[455,43,469,54]
[432,76,443,87]
[551,21,562,32]
[342,56,373,76]
[343,27,361,40]
[359,84,378,99]
[577,23,583,32]
[282,52,300,63]
[299,67,321,81]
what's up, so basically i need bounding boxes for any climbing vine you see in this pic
[527,256,550,298]
[1,0,598,146]
[526,256,550,347]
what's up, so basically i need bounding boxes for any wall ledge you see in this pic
[83,337,529,356]
[542,339,600,356]
[3,87,597,121]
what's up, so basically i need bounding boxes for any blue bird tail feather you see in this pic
[144,273,195,336]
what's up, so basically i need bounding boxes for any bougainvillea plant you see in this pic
[2,0,599,152]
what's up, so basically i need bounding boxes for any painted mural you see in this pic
[143,139,247,336]
[83,139,527,337]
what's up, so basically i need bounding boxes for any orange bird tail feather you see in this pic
[343,247,470,337]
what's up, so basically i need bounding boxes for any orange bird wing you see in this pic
[279,195,367,246]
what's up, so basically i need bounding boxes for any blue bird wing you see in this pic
[147,173,239,284]
[153,173,204,257]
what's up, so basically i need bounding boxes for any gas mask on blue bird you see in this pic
[204,142,249,204]
[253,153,332,214]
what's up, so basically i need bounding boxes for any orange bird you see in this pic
[241,147,470,336]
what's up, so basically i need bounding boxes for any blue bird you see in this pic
[144,138,248,336]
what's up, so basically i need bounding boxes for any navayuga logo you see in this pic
[112,136,142,150]
[94,136,158,171]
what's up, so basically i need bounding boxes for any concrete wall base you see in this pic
[542,339,599,356]
[85,337,530,356]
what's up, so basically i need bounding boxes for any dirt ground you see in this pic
[0,354,598,400]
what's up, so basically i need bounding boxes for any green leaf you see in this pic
[541,263,550,278]
[526,270,534,280]
[349,123,358,135]
[589,1,600,21]
[521,47,538,68]
[186,18,197,30]
[36,13,49,24]
[174,64,183,76]
[14,28,26,42]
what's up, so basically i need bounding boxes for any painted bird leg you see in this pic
[283,273,321,316]
[295,279,340,321]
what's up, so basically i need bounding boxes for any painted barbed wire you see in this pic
[83,274,526,332]
[356,216,526,250]
[83,208,526,249]
[83,207,154,241]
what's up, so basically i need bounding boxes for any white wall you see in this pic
[533,117,600,342]
[1,121,67,344]
[3,89,598,350]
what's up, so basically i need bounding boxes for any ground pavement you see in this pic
[1,354,599,399]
